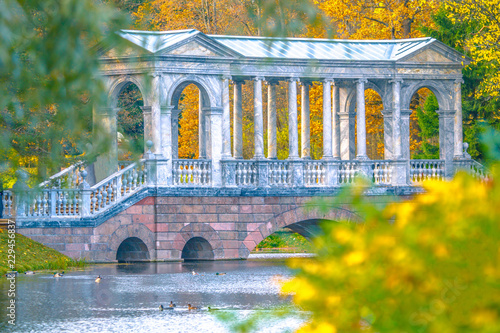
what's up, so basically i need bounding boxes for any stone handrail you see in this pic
[339,161,358,184]
[454,159,489,181]
[235,160,257,186]
[371,160,392,185]
[172,159,211,186]
[4,157,492,222]
[268,161,291,186]
[304,161,326,186]
[410,159,445,183]
[89,159,147,215]
[39,161,85,189]
[1,190,13,219]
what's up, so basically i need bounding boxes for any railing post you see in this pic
[145,140,157,187]
[222,160,237,187]
[357,161,373,183]
[12,170,29,218]
[291,161,304,187]
[257,160,269,187]
[49,189,57,218]
[325,160,340,186]
[392,160,409,186]
[79,170,91,218]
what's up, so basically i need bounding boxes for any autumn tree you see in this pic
[0,0,126,185]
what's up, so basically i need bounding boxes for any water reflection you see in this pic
[0,254,308,332]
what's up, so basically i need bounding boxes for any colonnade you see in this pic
[215,76,461,162]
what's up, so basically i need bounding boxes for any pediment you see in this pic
[157,34,241,58]
[398,41,471,65]
[405,48,453,63]
[101,45,147,58]
[166,40,221,57]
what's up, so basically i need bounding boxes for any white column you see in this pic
[454,79,464,159]
[356,79,368,160]
[267,80,278,159]
[160,105,173,185]
[382,108,393,159]
[301,81,311,159]
[208,107,223,186]
[254,77,265,159]
[332,82,341,159]
[322,80,332,159]
[391,79,403,160]
[150,74,162,156]
[222,76,232,159]
[233,80,243,159]
[288,78,300,159]
[171,109,180,159]
[199,91,207,159]
[141,106,152,155]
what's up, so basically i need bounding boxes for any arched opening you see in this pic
[181,237,215,261]
[364,89,384,160]
[116,82,144,160]
[409,88,440,159]
[171,81,211,160]
[255,219,326,253]
[177,84,200,159]
[116,237,150,263]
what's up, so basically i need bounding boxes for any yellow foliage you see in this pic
[446,0,500,97]
[284,167,500,332]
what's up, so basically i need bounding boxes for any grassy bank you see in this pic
[255,231,313,253]
[0,230,85,275]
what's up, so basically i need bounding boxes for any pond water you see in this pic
[1,254,313,332]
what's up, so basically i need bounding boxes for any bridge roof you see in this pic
[117,29,463,62]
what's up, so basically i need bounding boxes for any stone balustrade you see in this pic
[0,156,488,222]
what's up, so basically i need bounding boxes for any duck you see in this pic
[191,270,198,276]
[95,275,102,283]
[188,304,199,310]
[207,306,220,311]
[159,305,164,311]
[215,272,226,276]
[169,301,176,308]
[54,271,64,278]
[24,271,35,275]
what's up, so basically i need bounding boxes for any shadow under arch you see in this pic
[181,237,215,261]
[242,206,361,255]
[116,237,150,263]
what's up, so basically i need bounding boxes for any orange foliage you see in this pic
[131,0,437,160]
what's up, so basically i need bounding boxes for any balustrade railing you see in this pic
[90,160,146,214]
[454,160,488,181]
[339,161,358,184]
[371,161,392,185]
[304,161,326,186]
[269,161,291,186]
[39,161,85,189]
[173,160,211,186]
[1,190,13,218]
[4,156,491,222]
[235,161,257,186]
[410,160,445,183]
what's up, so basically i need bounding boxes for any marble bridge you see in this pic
[0,30,487,262]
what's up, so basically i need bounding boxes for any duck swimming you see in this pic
[25,271,35,275]
[169,301,176,308]
[191,270,198,276]
[95,275,102,283]
[159,305,164,311]
[215,272,226,276]
[188,304,199,310]
[54,272,64,278]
